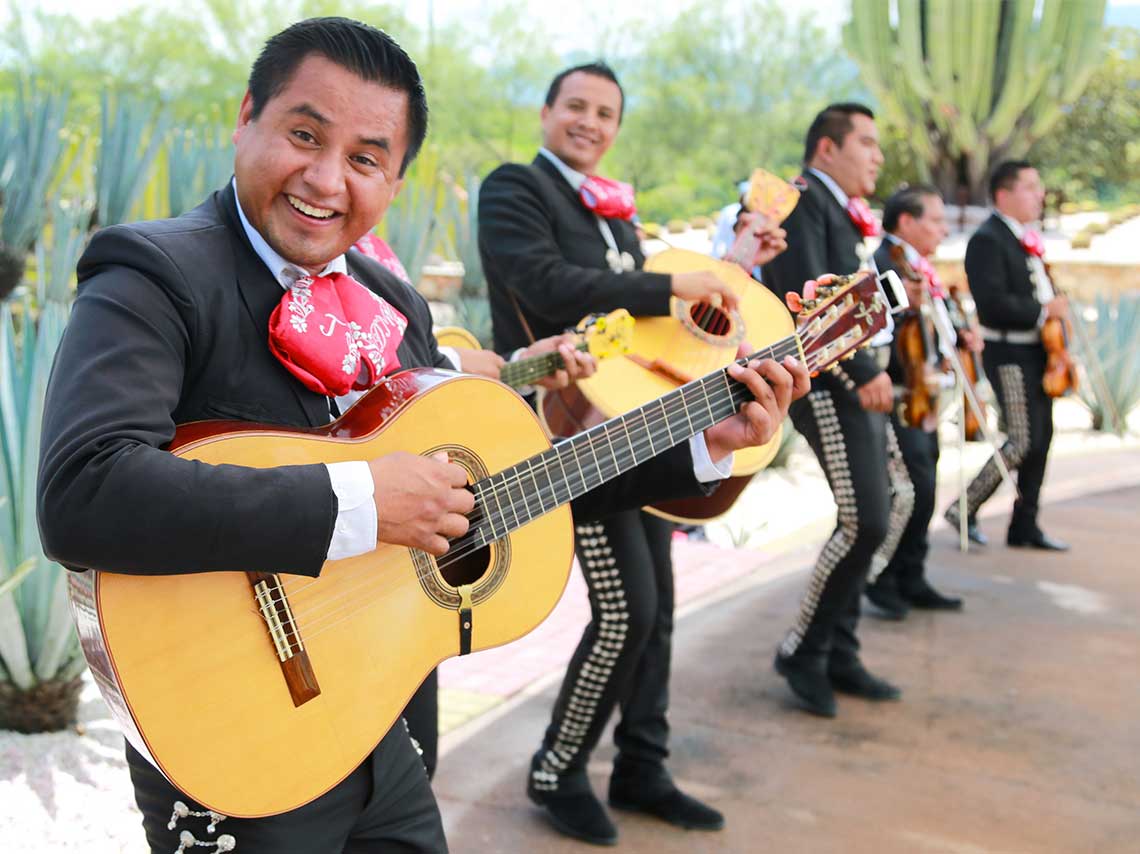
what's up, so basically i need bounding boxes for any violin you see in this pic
[1040,263,1079,398]
[944,283,987,440]
[889,243,939,431]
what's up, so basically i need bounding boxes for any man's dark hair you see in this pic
[803,102,875,165]
[247,17,428,176]
[883,183,942,233]
[989,160,1033,200]
[544,61,625,122]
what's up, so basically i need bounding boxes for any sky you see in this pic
[13,0,1136,56]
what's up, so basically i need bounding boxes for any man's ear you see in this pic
[233,90,255,145]
[391,177,406,201]
[540,104,550,122]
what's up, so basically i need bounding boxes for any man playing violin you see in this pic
[943,161,1070,552]
[865,185,981,618]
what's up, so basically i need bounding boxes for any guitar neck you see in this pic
[498,341,589,389]
[464,333,804,547]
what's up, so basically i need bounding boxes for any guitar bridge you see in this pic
[248,572,321,707]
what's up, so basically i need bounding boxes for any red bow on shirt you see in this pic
[353,232,413,285]
[268,272,408,398]
[914,256,946,299]
[1020,229,1045,258]
[846,197,881,238]
[579,175,637,221]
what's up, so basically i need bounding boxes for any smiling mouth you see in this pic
[286,194,338,221]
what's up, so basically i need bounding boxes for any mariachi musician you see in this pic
[865,185,979,619]
[943,161,1070,552]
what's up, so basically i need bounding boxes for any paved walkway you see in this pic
[435,449,1140,853]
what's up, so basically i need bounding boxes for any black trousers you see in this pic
[878,414,940,594]
[403,670,438,779]
[948,342,1053,536]
[531,509,676,793]
[126,721,446,853]
[780,381,913,665]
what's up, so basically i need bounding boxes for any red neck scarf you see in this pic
[914,255,946,299]
[579,175,637,221]
[846,197,880,237]
[1020,229,1045,258]
[268,272,407,398]
[353,232,413,284]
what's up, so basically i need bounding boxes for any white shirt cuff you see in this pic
[324,461,377,560]
[690,434,734,483]
[438,345,461,370]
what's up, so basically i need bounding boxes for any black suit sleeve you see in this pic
[37,226,336,578]
[761,192,883,387]
[478,164,672,327]
[965,230,1042,330]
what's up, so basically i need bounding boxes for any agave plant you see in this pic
[0,202,88,733]
[94,92,171,228]
[381,177,441,289]
[167,123,234,218]
[0,81,70,300]
[443,174,493,347]
[1075,294,1140,434]
[446,172,487,300]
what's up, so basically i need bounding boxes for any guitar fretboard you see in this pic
[497,342,589,389]
[461,334,801,551]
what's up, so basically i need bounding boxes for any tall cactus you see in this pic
[844,0,1106,203]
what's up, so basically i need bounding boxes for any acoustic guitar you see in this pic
[542,169,802,523]
[68,271,890,818]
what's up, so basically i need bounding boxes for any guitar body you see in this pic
[69,370,573,818]
[560,248,791,521]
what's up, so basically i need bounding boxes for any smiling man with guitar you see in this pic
[37,21,806,854]
[478,62,792,845]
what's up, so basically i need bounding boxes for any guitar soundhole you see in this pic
[439,543,491,588]
[689,302,733,337]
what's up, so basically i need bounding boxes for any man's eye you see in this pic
[293,130,316,144]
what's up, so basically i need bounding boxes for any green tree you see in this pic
[844,0,1107,204]
[1030,26,1140,204]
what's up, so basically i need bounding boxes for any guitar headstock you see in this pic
[790,272,891,376]
[578,309,634,360]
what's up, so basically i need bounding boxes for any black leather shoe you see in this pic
[944,507,988,545]
[527,779,617,846]
[865,579,909,620]
[774,651,837,717]
[608,782,725,831]
[902,581,963,611]
[966,519,989,546]
[1007,530,1070,551]
[828,660,901,701]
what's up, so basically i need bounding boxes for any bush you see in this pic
[642,222,663,238]
[666,219,689,233]
[1071,231,1093,249]
[689,215,712,229]
[1059,202,1080,214]
[1086,221,1109,235]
